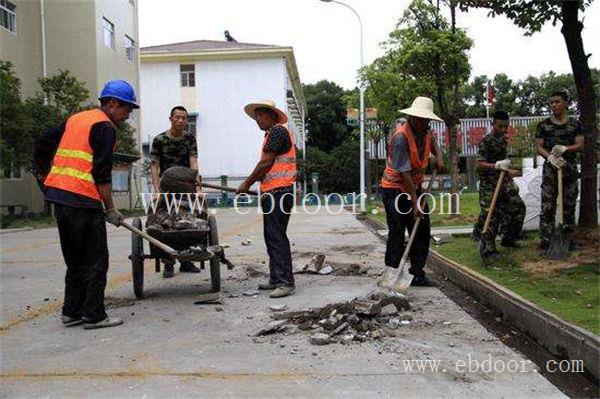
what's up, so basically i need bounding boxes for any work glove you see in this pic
[105,208,124,227]
[494,159,512,171]
[551,145,567,157]
[547,154,567,169]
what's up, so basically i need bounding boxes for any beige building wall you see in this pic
[0,0,43,98]
[44,0,97,95]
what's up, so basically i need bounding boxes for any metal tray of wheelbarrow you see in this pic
[147,222,210,258]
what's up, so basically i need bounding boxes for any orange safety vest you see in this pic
[44,109,113,201]
[260,124,297,193]
[381,124,431,192]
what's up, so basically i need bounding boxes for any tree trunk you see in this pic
[561,1,598,228]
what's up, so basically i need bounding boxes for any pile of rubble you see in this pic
[256,290,412,346]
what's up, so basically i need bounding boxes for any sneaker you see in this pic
[163,264,175,278]
[258,281,279,290]
[179,261,200,273]
[83,316,123,330]
[61,315,83,327]
[410,275,437,287]
[269,286,295,298]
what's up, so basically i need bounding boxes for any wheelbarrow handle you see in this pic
[200,182,258,196]
[121,220,179,258]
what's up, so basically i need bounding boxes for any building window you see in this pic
[2,164,21,179]
[125,35,135,61]
[0,0,16,33]
[186,114,198,135]
[180,64,195,87]
[102,17,115,49]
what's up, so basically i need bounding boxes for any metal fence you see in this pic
[368,115,546,159]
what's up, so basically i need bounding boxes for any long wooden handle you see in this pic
[483,170,506,234]
[201,182,258,196]
[398,170,438,269]
[121,220,178,257]
[557,167,563,225]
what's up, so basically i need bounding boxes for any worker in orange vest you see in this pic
[237,100,297,298]
[32,80,139,329]
[379,97,444,288]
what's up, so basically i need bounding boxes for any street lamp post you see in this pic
[320,0,366,211]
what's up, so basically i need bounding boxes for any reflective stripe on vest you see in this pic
[260,124,297,192]
[44,109,112,201]
[380,124,431,192]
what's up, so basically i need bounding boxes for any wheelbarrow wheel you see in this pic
[131,217,144,298]
[208,214,221,292]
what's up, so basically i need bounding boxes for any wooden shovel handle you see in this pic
[483,170,506,234]
[398,170,438,268]
[121,220,178,257]
[557,167,563,225]
[201,182,258,196]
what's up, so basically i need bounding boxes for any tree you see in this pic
[0,61,32,170]
[303,80,351,153]
[457,0,598,228]
[363,0,473,211]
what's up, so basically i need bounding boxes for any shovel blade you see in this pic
[392,268,414,294]
[546,224,569,260]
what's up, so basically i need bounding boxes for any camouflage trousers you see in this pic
[474,178,525,254]
[539,163,578,245]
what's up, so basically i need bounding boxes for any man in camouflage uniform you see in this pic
[150,105,201,277]
[473,111,525,261]
[535,90,583,255]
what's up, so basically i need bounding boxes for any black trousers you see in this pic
[261,190,294,287]
[55,204,109,323]
[382,188,430,277]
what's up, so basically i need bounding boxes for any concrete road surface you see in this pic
[0,207,565,398]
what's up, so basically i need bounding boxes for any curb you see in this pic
[429,250,600,381]
[360,214,600,381]
[0,227,34,235]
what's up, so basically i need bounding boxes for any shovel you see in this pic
[546,167,570,260]
[201,182,258,196]
[478,170,506,262]
[121,220,179,258]
[392,170,437,293]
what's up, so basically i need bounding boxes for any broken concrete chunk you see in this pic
[398,312,413,321]
[329,321,349,337]
[432,233,452,245]
[256,320,288,336]
[318,265,333,275]
[243,290,260,297]
[370,329,383,339]
[388,318,400,329]
[194,292,221,304]
[309,333,332,346]
[381,304,399,316]
[241,237,253,246]
[269,304,288,312]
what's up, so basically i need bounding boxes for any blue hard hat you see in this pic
[98,79,139,108]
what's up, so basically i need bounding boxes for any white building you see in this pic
[139,39,306,188]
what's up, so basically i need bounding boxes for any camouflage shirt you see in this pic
[477,132,508,183]
[150,131,198,176]
[535,117,582,162]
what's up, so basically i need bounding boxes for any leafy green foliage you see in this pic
[363,0,473,124]
[302,139,360,193]
[303,80,351,153]
[0,61,32,169]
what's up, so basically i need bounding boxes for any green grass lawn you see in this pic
[434,233,600,335]
[367,192,480,228]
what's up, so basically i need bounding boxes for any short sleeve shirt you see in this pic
[389,134,411,172]
[263,125,292,155]
[535,117,582,162]
[151,131,198,176]
[477,133,507,182]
